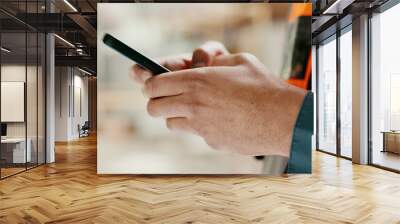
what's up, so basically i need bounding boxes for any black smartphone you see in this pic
[102,33,170,75]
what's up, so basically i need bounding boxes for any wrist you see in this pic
[271,83,307,157]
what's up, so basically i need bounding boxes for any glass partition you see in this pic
[1,31,28,178]
[26,0,41,169]
[0,1,46,179]
[27,31,38,169]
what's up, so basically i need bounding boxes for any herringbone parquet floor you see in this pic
[1,135,400,224]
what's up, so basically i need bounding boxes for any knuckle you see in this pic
[187,73,207,92]
[144,78,154,97]
[236,52,256,64]
[183,91,204,117]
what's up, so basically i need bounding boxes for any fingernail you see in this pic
[192,62,206,68]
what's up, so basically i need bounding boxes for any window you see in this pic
[317,37,337,154]
[339,29,352,158]
[370,3,400,171]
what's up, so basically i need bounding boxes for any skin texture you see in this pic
[130,42,306,157]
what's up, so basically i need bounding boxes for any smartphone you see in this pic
[102,33,170,75]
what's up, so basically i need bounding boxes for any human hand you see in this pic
[141,53,307,157]
[130,41,229,84]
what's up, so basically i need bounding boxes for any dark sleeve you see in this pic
[286,91,314,174]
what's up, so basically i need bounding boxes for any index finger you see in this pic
[130,54,192,84]
[143,67,207,98]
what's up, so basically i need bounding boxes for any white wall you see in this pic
[1,66,26,131]
[1,65,38,138]
[55,67,89,141]
[55,67,69,141]
[71,73,89,138]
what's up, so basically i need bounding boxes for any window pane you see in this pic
[340,30,352,158]
[26,0,40,169]
[318,38,337,154]
[0,1,46,179]
[27,31,38,169]
[371,3,400,171]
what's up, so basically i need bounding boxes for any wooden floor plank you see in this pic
[1,135,400,223]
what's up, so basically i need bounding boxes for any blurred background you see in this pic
[97,3,311,174]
